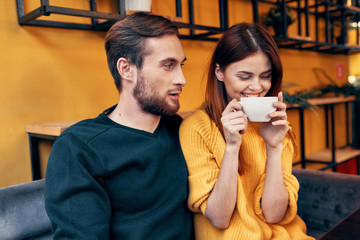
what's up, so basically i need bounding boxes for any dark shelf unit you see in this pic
[15,0,228,42]
[15,0,360,54]
[252,0,360,54]
[289,96,360,174]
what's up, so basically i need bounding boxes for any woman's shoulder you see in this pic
[180,109,224,149]
[181,109,212,129]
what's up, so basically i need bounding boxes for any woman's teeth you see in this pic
[243,93,259,97]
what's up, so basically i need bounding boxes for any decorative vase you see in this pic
[273,24,288,36]
[125,0,152,12]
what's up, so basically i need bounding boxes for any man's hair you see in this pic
[105,12,179,91]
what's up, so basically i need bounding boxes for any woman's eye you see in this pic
[238,75,250,80]
[261,74,272,79]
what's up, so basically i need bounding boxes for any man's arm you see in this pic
[45,134,111,239]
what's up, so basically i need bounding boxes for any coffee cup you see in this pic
[239,97,278,122]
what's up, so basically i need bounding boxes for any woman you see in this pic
[179,23,314,239]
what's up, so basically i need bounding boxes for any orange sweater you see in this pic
[179,110,314,240]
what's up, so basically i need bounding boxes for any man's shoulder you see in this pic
[57,118,110,144]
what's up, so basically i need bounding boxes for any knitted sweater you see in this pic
[45,105,193,240]
[179,110,314,240]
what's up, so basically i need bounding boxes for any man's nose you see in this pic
[174,68,187,86]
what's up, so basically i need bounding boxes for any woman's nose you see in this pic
[248,78,261,91]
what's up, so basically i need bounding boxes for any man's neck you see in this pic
[107,94,161,133]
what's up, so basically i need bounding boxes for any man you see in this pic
[45,12,193,239]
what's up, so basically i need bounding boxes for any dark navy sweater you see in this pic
[45,106,193,239]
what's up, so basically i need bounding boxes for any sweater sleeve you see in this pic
[253,130,300,225]
[179,112,221,215]
[45,134,111,240]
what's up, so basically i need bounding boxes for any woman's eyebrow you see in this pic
[236,71,252,74]
[236,69,272,75]
[262,69,272,74]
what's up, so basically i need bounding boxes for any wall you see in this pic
[0,0,355,187]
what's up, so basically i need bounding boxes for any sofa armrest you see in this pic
[0,179,52,240]
[292,168,360,237]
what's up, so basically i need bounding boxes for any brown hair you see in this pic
[105,12,179,91]
[205,22,288,174]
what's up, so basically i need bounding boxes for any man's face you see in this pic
[132,34,186,116]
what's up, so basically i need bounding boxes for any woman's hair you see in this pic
[105,12,179,92]
[204,22,288,174]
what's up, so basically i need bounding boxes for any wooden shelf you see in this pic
[25,121,77,137]
[25,110,192,137]
[286,95,356,108]
[307,96,356,106]
[306,148,360,163]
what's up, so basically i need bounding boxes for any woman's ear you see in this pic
[215,63,224,82]
[116,58,134,80]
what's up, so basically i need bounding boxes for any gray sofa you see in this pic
[0,179,51,240]
[293,168,360,238]
[1,168,359,239]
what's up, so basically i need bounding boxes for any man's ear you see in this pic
[214,63,224,82]
[116,58,134,80]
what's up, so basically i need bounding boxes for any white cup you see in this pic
[239,97,278,122]
[125,0,152,12]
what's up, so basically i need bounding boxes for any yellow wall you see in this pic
[0,0,355,187]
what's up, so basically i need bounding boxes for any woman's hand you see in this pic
[205,99,248,229]
[221,99,248,147]
[260,92,289,148]
[260,92,290,223]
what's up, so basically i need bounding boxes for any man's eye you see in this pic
[164,63,173,69]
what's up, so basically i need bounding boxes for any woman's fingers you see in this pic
[278,91,283,102]
[269,110,287,119]
[221,99,248,137]
[223,99,242,115]
[273,92,286,112]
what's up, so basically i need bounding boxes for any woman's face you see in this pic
[215,51,272,101]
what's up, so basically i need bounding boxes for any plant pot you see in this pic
[272,24,288,36]
[125,0,152,12]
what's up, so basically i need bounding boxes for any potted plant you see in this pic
[262,5,295,36]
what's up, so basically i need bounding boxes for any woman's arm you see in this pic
[205,99,248,229]
[260,92,290,223]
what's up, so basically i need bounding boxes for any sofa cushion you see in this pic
[293,168,360,237]
[0,179,52,240]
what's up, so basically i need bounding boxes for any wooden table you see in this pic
[318,207,360,240]
[25,121,77,180]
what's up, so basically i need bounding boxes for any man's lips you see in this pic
[169,90,182,100]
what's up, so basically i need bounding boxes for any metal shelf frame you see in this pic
[16,0,360,54]
[252,0,360,54]
[16,0,228,41]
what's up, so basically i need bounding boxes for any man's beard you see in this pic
[133,73,180,116]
